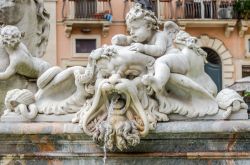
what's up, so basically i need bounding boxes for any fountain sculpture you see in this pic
[0,2,248,153]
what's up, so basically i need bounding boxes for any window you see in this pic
[75,39,96,53]
[242,65,250,78]
[248,39,250,53]
[72,35,100,57]
[245,35,250,57]
[61,59,88,68]
[242,65,250,114]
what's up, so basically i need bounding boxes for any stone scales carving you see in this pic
[0,2,248,151]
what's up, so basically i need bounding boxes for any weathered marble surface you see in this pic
[0,121,250,165]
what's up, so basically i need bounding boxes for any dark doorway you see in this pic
[203,47,222,92]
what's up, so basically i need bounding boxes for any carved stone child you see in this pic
[141,21,184,93]
[0,25,51,80]
[112,3,181,93]
[112,3,169,57]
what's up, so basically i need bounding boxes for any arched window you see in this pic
[202,47,222,92]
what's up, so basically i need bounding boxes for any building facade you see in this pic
[45,0,250,91]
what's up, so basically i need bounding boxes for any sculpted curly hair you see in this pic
[126,3,159,31]
[0,25,22,47]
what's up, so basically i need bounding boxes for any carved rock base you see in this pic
[0,121,250,164]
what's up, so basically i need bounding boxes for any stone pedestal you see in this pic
[1,121,250,165]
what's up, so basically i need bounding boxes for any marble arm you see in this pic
[0,66,15,80]
[143,44,166,57]
[143,33,168,57]
[111,34,132,46]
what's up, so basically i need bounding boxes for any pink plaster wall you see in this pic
[186,27,246,59]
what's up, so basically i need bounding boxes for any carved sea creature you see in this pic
[4,89,38,119]
[216,88,248,119]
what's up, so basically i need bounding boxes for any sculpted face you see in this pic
[0,0,25,24]
[128,19,152,43]
[82,46,156,150]
[0,26,21,48]
[95,49,149,118]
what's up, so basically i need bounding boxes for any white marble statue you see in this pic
[0,0,50,113]
[0,25,51,80]
[2,3,248,151]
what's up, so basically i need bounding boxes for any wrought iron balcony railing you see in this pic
[158,0,235,20]
[63,0,112,20]
[124,0,235,20]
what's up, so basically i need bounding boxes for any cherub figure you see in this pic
[0,25,51,80]
[112,3,181,93]
[141,21,183,93]
[112,3,170,57]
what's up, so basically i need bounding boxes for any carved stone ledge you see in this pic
[239,20,250,38]
[1,108,247,123]
[63,20,111,38]
[176,19,237,37]
[0,120,250,134]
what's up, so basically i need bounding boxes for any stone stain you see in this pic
[227,133,238,151]
[30,135,55,152]
[224,134,238,165]
[226,160,236,165]
[48,160,63,165]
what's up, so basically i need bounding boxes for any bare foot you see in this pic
[142,75,165,93]
[141,75,152,86]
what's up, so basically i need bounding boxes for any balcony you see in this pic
[125,0,237,37]
[156,0,235,19]
[62,0,112,37]
[159,0,237,37]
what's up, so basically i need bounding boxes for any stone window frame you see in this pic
[235,59,250,81]
[61,59,88,68]
[197,35,234,88]
[71,34,101,58]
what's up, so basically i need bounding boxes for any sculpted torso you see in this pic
[3,43,50,79]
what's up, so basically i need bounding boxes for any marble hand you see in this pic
[129,43,144,53]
